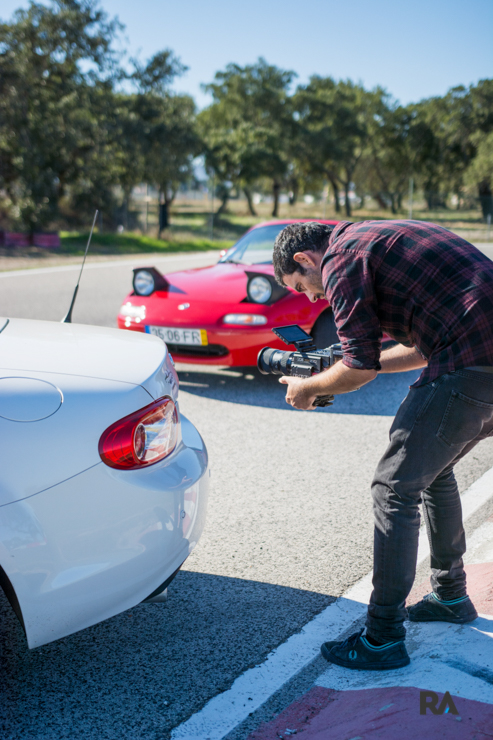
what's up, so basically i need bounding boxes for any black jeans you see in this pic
[366,369,493,643]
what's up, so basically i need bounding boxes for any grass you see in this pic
[3,193,490,263]
[166,195,492,243]
[59,230,233,256]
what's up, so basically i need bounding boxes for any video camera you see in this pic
[257,324,343,407]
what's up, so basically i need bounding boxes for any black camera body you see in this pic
[257,324,343,407]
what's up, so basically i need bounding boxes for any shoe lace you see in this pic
[338,628,364,650]
[422,593,436,603]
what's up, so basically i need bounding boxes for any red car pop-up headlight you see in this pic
[99,397,179,470]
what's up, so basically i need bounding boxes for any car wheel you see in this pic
[311,309,339,348]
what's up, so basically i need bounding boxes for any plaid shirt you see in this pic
[321,220,493,387]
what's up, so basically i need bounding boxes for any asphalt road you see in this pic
[2,249,493,740]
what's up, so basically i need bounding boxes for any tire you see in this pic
[311,309,339,348]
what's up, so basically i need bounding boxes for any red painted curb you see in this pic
[247,686,493,739]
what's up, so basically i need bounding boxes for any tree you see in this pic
[197,103,243,215]
[201,59,297,217]
[294,77,373,217]
[123,51,197,234]
[143,92,197,234]
[0,0,121,230]
[465,131,493,219]
[356,98,437,214]
[410,81,493,210]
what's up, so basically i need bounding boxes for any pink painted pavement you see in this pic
[247,558,493,740]
[247,685,493,739]
[408,562,493,615]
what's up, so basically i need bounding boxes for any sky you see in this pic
[2,0,492,108]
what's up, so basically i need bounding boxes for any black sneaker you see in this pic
[408,592,478,624]
[320,628,410,671]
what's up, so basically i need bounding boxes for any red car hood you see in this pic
[156,262,276,302]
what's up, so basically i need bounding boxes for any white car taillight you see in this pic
[99,397,178,470]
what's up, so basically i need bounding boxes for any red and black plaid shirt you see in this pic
[321,220,493,387]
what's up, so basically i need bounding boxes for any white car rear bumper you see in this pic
[0,414,208,648]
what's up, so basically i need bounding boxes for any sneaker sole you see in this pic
[320,643,410,671]
[408,612,478,624]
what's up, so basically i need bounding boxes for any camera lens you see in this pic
[257,347,292,375]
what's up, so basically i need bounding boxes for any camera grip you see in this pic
[313,394,334,407]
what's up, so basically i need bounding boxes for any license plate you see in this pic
[145,326,208,346]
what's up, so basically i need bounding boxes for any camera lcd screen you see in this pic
[273,324,312,344]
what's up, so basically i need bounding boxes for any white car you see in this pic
[0,317,209,648]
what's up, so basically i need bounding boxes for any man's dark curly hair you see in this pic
[273,222,334,286]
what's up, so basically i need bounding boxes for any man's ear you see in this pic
[293,251,317,268]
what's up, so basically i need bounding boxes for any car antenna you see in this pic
[62,210,98,323]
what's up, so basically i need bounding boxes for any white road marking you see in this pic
[0,252,219,279]
[171,464,493,740]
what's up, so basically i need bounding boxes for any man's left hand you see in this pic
[279,376,317,410]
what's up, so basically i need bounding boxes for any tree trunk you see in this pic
[288,178,299,206]
[344,182,351,218]
[390,193,397,215]
[272,180,281,218]
[375,193,387,209]
[215,183,230,216]
[479,180,493,220]
[216,191,229,216]
[243,187,257,216]
[328,176,340,213]
[158,191,169,237]
[123,187,132,231]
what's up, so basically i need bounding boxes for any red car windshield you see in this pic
[219,224,288,265]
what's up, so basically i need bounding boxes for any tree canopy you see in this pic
[0,0,491,230]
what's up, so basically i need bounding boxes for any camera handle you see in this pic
[313,394,335,407]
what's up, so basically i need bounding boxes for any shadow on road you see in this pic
[177,366,421,416]
[0,571,334,740]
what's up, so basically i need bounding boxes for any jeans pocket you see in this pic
[415,380,440,423]
[437,391,493,447]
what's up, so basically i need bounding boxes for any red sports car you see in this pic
[117,220,341,366]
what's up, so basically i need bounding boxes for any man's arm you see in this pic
[280,344,427,410]
[279,361,377,410]
[378,344,427,373]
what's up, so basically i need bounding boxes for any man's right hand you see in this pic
[279,376,318,410]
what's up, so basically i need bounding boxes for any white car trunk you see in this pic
[0,318,179,506]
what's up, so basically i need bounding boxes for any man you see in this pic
[273,219,493,671]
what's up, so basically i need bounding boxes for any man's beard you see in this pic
[305,265,326,299]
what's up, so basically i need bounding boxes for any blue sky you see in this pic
[2,0,492,107]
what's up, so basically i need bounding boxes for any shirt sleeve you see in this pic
[323,250,382,371]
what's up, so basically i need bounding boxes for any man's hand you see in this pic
[279,362,377,410]
[279,376,318,410]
